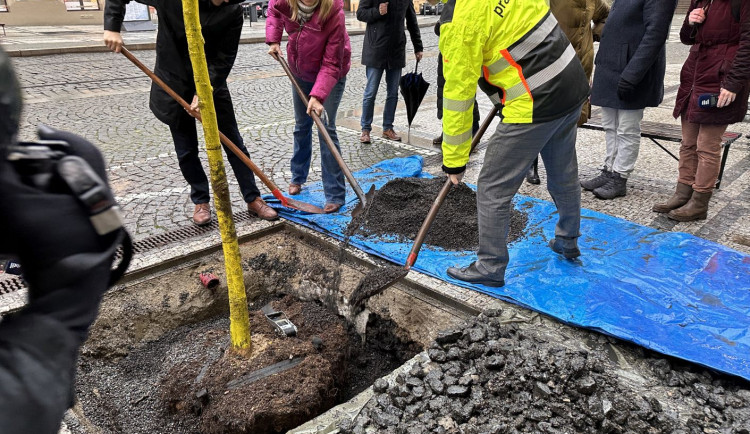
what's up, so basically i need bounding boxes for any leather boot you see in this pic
[652,182,693,213]
[593,172,627,200]
[668,191,712,222]
[580,167,612,191]
[247,197,279,221]
[193,203,211,226]
[432,133,443,147]
[382,129,402,141]
[525,158,540,185]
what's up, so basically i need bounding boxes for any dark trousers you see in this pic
[169,85,260,204]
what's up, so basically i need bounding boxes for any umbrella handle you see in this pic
[414,58,420,75]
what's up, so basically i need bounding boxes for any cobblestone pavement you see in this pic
[3,17,750,432]
[8,17,750,253]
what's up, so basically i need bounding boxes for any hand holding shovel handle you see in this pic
[273,53,374,217]
[405,106,499,268]
[120,47,325,214]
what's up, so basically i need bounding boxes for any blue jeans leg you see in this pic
[383,67,402,131]
[361,66,384,132]
[291,77,314,186]
[318,78,347,205]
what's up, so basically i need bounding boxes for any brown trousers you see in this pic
[678,115,728,193]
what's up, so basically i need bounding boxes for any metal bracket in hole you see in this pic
[261,303,297,337]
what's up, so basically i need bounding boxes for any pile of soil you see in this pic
[75,296,418,434]
[348,177,528,251]
[342,309,750,433]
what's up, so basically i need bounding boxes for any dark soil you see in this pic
[343,309,750,434]
[349,265,409,311]
[75,296,418,434]
[348,177,528,251]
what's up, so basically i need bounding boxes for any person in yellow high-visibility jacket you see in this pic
[440,0,590,287]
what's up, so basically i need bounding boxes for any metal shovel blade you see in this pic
[351,184,376,219]
[349,265,409,312]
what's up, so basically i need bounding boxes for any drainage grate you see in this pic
[0,210,259,296]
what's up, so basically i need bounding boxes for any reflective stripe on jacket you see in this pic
[439,0,589,171]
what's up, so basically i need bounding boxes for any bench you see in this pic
[581,114,742,189]
[0,24,5,37]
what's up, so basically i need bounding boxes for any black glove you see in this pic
[0,126,130,341]
[617,77,637,101]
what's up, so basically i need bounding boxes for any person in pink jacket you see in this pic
[266,0,351,213]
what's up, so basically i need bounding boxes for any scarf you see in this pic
[297,0,319,24]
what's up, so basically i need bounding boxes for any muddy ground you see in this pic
[342,309,750,434]
[72,229,461,433]
[350,177,528,251]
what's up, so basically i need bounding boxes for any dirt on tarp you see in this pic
[342,309,750,434]
[349,177,528,251]
[75,295,419,434]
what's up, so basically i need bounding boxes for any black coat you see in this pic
[356,0,423,70]
[590,0,677,110]
[104,0,243,125]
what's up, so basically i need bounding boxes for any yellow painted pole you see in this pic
[182,0,251,351]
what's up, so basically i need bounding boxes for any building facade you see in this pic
[0,0,105,26]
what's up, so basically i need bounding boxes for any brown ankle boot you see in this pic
[193,203,211,226]
[653,182,693,213]
[667,191,712,222]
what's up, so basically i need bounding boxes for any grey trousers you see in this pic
[475,108,581,280]
[600,106,645,178]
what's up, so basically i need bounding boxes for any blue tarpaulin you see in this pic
[265,156,750,381]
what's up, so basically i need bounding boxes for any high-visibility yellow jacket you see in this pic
[440,0,589,172]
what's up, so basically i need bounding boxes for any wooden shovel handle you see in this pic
[120,47,280,193]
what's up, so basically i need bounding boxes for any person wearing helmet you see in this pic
[0,46,131,434]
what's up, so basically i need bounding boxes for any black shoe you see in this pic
[593,172,627,200]
[548,238,581,259]
[446,262,505,287]
[525,166,540,185]
[432,133,443,147]
[580,167,612,191]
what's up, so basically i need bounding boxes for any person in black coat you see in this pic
[582,0,677,200]
[103,0,278,224]
[356,0,423,143]
[0,46,130,434]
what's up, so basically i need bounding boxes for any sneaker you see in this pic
[360,130,371,144]
[593,172,627,200]
[193,203,211,226]
[580,168,612,191]
[382,129,402,141]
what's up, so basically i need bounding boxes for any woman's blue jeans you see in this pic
[291,76,346,205]
[360,66,402,132]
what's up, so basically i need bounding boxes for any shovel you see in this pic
[274,54,375,218]
[349,107,499,310]
[120,48,326,215]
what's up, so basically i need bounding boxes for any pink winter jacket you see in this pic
[266,0,351,102]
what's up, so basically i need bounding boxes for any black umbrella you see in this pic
[399,59,430,144]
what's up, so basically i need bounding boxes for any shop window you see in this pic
[0,0,8,12]
[65,0,100,11]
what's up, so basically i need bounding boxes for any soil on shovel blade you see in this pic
[349,177,528,251]
[74,295,418,434]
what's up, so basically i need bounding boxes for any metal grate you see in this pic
[0,210,259,296]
